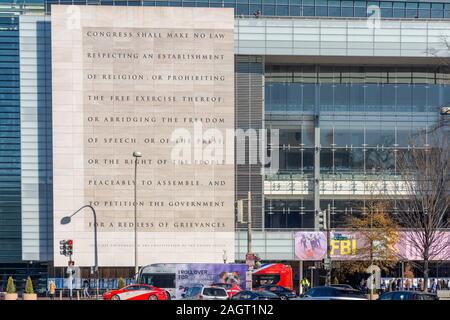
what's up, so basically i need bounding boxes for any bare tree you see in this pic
[393,127,450,291]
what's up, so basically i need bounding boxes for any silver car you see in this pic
[181,285,229,300]
[295,286,368,300]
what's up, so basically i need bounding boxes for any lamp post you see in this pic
[223,250,227,264]
[60,204,99,300]
[308,266,316,288]
[133,151,142,281]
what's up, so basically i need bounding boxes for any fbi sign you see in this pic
[329,233,358,257]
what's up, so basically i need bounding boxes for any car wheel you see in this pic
[148,295,158,300]
[280,295,288,300]
[111,295,120,301]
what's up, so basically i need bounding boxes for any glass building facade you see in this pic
[0,0,449,289]
[264,64,447,229]
[39,0,450,19]
[0,13,21,263]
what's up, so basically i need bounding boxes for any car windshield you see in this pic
[185,287,202,297]
[335,288,364,298]
[212,283,231,289]
[203,288,228,297]
[306,287,335,297]
[257,291,279,298]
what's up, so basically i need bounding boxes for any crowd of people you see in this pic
[359,278,450,294]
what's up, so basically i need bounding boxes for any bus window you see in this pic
[141,273,175,288]
[253,274,281,287]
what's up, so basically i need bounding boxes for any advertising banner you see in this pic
[175,264,246,299]
[396,231,450,261]
[294,231,327,260]
[294,231,450,261]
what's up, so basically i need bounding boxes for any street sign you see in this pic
[237,200,244,223]
[323,258,331,270]
[245,270,253,290]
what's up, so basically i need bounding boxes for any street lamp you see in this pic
[222,250,228,264]
[133,151,142,281]
[308,266,316,288]
[60,204,99,300]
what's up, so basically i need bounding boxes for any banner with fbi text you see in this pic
[294,231,450,261]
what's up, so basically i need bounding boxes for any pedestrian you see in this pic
[396,278,402,291]
[82,279,90,299]
[431,279,437,294]
[300,277,310,294]
[48,280,56,300]
[405,278,411,291]
[418,279,424,292]
[447,280,450,290]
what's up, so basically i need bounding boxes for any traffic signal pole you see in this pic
[247,191,252,257]
[325,204,331,286]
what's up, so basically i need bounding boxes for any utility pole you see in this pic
[247,191,252,256]
[237,192,254,290]
[325,203,331,286]
[133,151,142,281]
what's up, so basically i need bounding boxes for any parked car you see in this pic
[330,284,354,290]
[103,284,168,300]
[230,290,281,300]
[181,285,229,300]
[257,285,297,300]
[296,286,368,300]
[211,283,242,298]
[378,291,439,300]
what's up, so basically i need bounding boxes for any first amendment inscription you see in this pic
[52,6,234,266]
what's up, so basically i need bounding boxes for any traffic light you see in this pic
[59,240,67,256]
[59,240,73,257]
[67,239,73,256]
[316,210,327,230]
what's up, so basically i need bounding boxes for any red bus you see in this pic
[252,263,293,290]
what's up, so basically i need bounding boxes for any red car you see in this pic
[103,284,167,300]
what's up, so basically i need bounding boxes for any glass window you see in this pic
[290,5,301,15]
[303,6,315,15]
[342,7,354,16]
[354,7,366,17]
[236,4,249,15]
[329,6,341,16]
[316,5,328,16]
[418,9,430,18]
[263,4,276,15]
[381,8,393,17]
[249,4,261,13]
[431,10,443,18]
[276,5,289,15]
[418,3,431,10]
